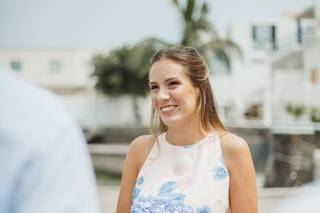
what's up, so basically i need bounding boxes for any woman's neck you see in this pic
[166,121,208,146]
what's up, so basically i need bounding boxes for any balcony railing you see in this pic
[277,22,320,54]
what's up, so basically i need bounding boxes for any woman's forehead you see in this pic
[149,59,188,81]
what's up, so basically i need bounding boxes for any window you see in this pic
[10,60,22,72]
[252,25,277,51]
[49,59,63,73]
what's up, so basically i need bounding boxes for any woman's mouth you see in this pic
[160,105,178,114]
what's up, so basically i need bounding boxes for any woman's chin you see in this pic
[161,117,181,127]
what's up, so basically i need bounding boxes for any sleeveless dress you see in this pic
[131,132,230,213]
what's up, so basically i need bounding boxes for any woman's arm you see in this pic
[221,134,258,213]
[116,135,153,213]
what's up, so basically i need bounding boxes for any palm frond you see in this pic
[183,0,195,21]
[204,38,242,59]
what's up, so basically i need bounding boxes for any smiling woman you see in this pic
[116,46,258,213]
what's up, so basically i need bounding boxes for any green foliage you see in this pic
[285,103,305,120]
[92,45,146,98]
[310,107,320,122]
[91,38,168,98]
[285,104,320,123]
[91,38,169,125]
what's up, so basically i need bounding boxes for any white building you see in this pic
[217,2,320,127]
[271,3,320,124]
[215,20,275,125]
[0,48,94,92]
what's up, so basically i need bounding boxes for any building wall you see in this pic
[0,48,96,89]
[272,69,306,121]
[304,42,320,91]
[215,21,273,122]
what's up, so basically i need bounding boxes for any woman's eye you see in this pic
[168,81,179,87]
[150,85,158,90]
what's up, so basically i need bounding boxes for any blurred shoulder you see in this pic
[0,71,70,122]
[0,71,75,149]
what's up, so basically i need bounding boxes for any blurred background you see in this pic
[1,0,320,212]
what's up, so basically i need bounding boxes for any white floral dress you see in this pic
[131,132,230,213]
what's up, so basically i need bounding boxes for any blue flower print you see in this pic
[131,180,213,213]
[159,181,176,194]
[132,188,140,201]
[137,176,144,186]
[197,205,211,213]
[131,180,193,213]
[132,176,144,201]
[212,166,228,181]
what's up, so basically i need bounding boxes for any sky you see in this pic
[0,0,316,49]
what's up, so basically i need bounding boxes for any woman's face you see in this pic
[149,59,200,127]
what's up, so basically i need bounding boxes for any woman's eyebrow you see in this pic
[164,77,178,83]
[149,77,179,85]
[148,81,157,85]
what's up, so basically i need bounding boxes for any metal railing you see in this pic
[277,23,320,54]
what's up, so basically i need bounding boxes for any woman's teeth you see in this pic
[161,105,176,112]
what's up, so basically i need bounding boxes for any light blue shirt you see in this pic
[0,70,100,213]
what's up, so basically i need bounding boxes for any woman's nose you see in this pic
[157,88,170,101]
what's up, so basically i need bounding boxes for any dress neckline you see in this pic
[162,131,218,148]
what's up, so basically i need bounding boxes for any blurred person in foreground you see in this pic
[117,46,257,212]
[0,68,100,213]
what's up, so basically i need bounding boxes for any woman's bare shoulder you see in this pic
[220,132,248,152]
[219,132,252,171]
[129,134,156,151]
[127,134,157,170]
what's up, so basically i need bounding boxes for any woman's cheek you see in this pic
[151,97,158,109]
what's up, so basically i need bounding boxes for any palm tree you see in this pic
[91,38,168,125]
[172,0,241,71]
